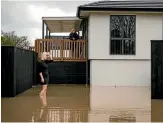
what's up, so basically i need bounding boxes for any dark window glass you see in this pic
[110,15,136,55]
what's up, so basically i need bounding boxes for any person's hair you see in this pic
[37,53,43,61]
[71,29,76,32]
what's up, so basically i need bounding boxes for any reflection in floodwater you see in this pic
[32,93,48,122]
[109,113,136,122]
[31,90,89,122]
[32,107,89,122]
[1,85,154,122]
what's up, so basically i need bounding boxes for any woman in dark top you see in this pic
[37,53,53,106]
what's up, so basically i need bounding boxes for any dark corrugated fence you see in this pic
[48,62,89,84]
[2,46,15,97]
[151,40,163,99]
[1,46,38,97]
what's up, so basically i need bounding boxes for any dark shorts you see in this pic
[40,72,49,85]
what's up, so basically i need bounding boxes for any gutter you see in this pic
[77,7,163,18]
[162,16,163,40]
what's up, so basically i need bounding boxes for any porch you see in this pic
[35,16,88,62]
[35,39,87,61]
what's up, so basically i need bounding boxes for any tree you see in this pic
[1,31,31,49]
[1,36,16,46]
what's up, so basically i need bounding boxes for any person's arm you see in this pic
[76,33,79,40]
[74,33,79,40]
[69,33,73,40]
[39,72,44,83]
[38,62,44,83]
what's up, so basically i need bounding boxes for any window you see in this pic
[110,15,136,55]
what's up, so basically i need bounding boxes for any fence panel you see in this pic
[1,46,37,97]
[2,46,15,97]
[151,40,163,99]
[14,48,34,95]
[33,53,38,85]
[48,62,87,84]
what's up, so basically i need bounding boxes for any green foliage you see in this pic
[1,36,16,46]
[1,30,31,48]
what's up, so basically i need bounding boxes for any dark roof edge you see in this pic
[77,7,163,18]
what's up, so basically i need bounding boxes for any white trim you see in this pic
[80,10,163,17]
[81,11,163,14]
[42,17,81,21]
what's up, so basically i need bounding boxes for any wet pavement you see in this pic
[1,85,162,122]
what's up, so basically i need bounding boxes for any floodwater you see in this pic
[151,99,163,122]
[1,85,162,122]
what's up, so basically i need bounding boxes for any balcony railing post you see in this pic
[60,40,64,61]
[35,40,37,53]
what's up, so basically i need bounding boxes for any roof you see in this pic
[42,17,82,33]
[77,0,163,17]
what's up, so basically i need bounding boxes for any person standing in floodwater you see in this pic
[37,53,53,106]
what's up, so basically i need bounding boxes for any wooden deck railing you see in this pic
[35,39,86,61]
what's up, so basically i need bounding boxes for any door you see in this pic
[151,40,163,99]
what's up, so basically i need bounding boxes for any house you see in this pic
[76,0,163,86]
[35,0,163,86]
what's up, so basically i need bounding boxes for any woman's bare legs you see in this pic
[40,85,47,96]
[40,85,47,106]
[39,85,48,120]
[43,85,47,106]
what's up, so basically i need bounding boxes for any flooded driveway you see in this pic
[1,85,161,122]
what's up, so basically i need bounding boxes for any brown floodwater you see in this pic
[1,85,163,122]
[151,99,163,122]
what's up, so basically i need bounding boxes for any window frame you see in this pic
[109,15,136,55]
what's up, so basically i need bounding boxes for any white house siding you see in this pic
[88,13,163,86]
[90,60,150,86]
[89,86,150,122]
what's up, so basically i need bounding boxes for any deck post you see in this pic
[46,27,48,39]
[60,40,64,61]
[49,31,51,39]
[85,19,89,85]
[42,20,44,39]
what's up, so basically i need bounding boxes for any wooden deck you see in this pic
[35,39,87,61]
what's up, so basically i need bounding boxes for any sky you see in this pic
[1,0,152,46]
[1,1,94,46]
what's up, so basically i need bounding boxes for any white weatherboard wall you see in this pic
[90,60,150,86]
[88,13,163,86]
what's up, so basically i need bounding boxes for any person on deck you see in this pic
[69,29,79,40]
[69,29,80,58]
